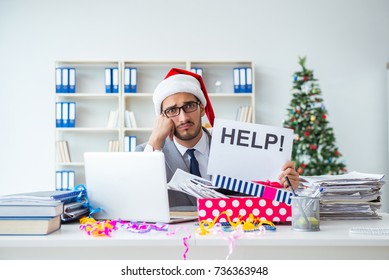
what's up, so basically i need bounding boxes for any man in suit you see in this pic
[136,68,299,207]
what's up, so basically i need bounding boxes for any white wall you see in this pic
[1,0,389,211]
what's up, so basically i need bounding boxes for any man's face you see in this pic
[161,92,205,142]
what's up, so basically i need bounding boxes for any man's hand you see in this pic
[278,161,300,190]
[147,114,175,151]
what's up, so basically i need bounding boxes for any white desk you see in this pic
[1,214,389,260]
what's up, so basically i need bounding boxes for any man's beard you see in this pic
[174,120,202,141]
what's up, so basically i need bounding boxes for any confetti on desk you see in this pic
[119,220,169,233]
[79,217,192,259]
[79,217,118,237]
[79,218,169,236]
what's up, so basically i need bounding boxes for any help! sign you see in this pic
[207,118,294,182]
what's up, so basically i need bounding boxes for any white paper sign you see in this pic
[207,118,294,182]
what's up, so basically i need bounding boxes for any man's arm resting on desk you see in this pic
[136,143,161,152]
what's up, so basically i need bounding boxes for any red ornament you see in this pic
[297,167,304,174]
[335,150,341,156]
[309,144,318,150]
[304,131,310,137]
[301,163,307,168]
[323,114,327,119]
[303,76,308,81]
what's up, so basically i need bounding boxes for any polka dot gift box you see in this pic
[213,174,293,205]
[197,174,293,223]
[197,197,292,223]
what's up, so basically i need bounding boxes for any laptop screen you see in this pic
[83,152,172,222]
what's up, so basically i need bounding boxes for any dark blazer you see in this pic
[136,128,212,207]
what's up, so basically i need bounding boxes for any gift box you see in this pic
[197,174,293,223]
[197,196,292,223]
[213,174,293,205]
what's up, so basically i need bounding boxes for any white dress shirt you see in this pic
[144,132,211,180]
[173,132,211,180]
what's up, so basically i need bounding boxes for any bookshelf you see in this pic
[55,60,255,185]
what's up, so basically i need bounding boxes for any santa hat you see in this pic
[153,68,215,126]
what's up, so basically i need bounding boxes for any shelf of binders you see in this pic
[189,61,255,124]
[56,128,120,132]
[55,61,122,186]
[55,93,120,97]
[55,61,121,93]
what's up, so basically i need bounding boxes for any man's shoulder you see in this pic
[203,127,212,140]
[204,127,212,134]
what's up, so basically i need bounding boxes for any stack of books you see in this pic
[301,171,385,220]
[0,189,89,235]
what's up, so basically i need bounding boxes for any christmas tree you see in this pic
[283,57,347,176]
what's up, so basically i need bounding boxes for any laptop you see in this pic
[83,152,197,224]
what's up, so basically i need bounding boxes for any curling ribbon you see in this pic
[196,211,276,235]
[212,223,245,260]
[196,211,276,259]
[166,226,192,260]
[119,220,169,233]
[79,217,118,237]
[74,184,102,216]
[79,218,169,236]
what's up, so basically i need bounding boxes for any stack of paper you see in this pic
[301,171,385,220]
[168,169,228,199]
[0,190,90,226]
[61,199,90,223]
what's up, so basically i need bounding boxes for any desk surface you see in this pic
[1,214,389,260]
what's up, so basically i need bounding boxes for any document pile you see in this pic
[61,198,90,223]
[301,171,385,220]
[168,169,228,199]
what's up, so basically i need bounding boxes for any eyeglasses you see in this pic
[163,101,201,118]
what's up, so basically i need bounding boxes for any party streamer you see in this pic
[166,226,192,260]
[79,217,118,237]
[79,218,168,236]
[196,211,276,259]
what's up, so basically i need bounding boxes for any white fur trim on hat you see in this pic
[153,74,206,115]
